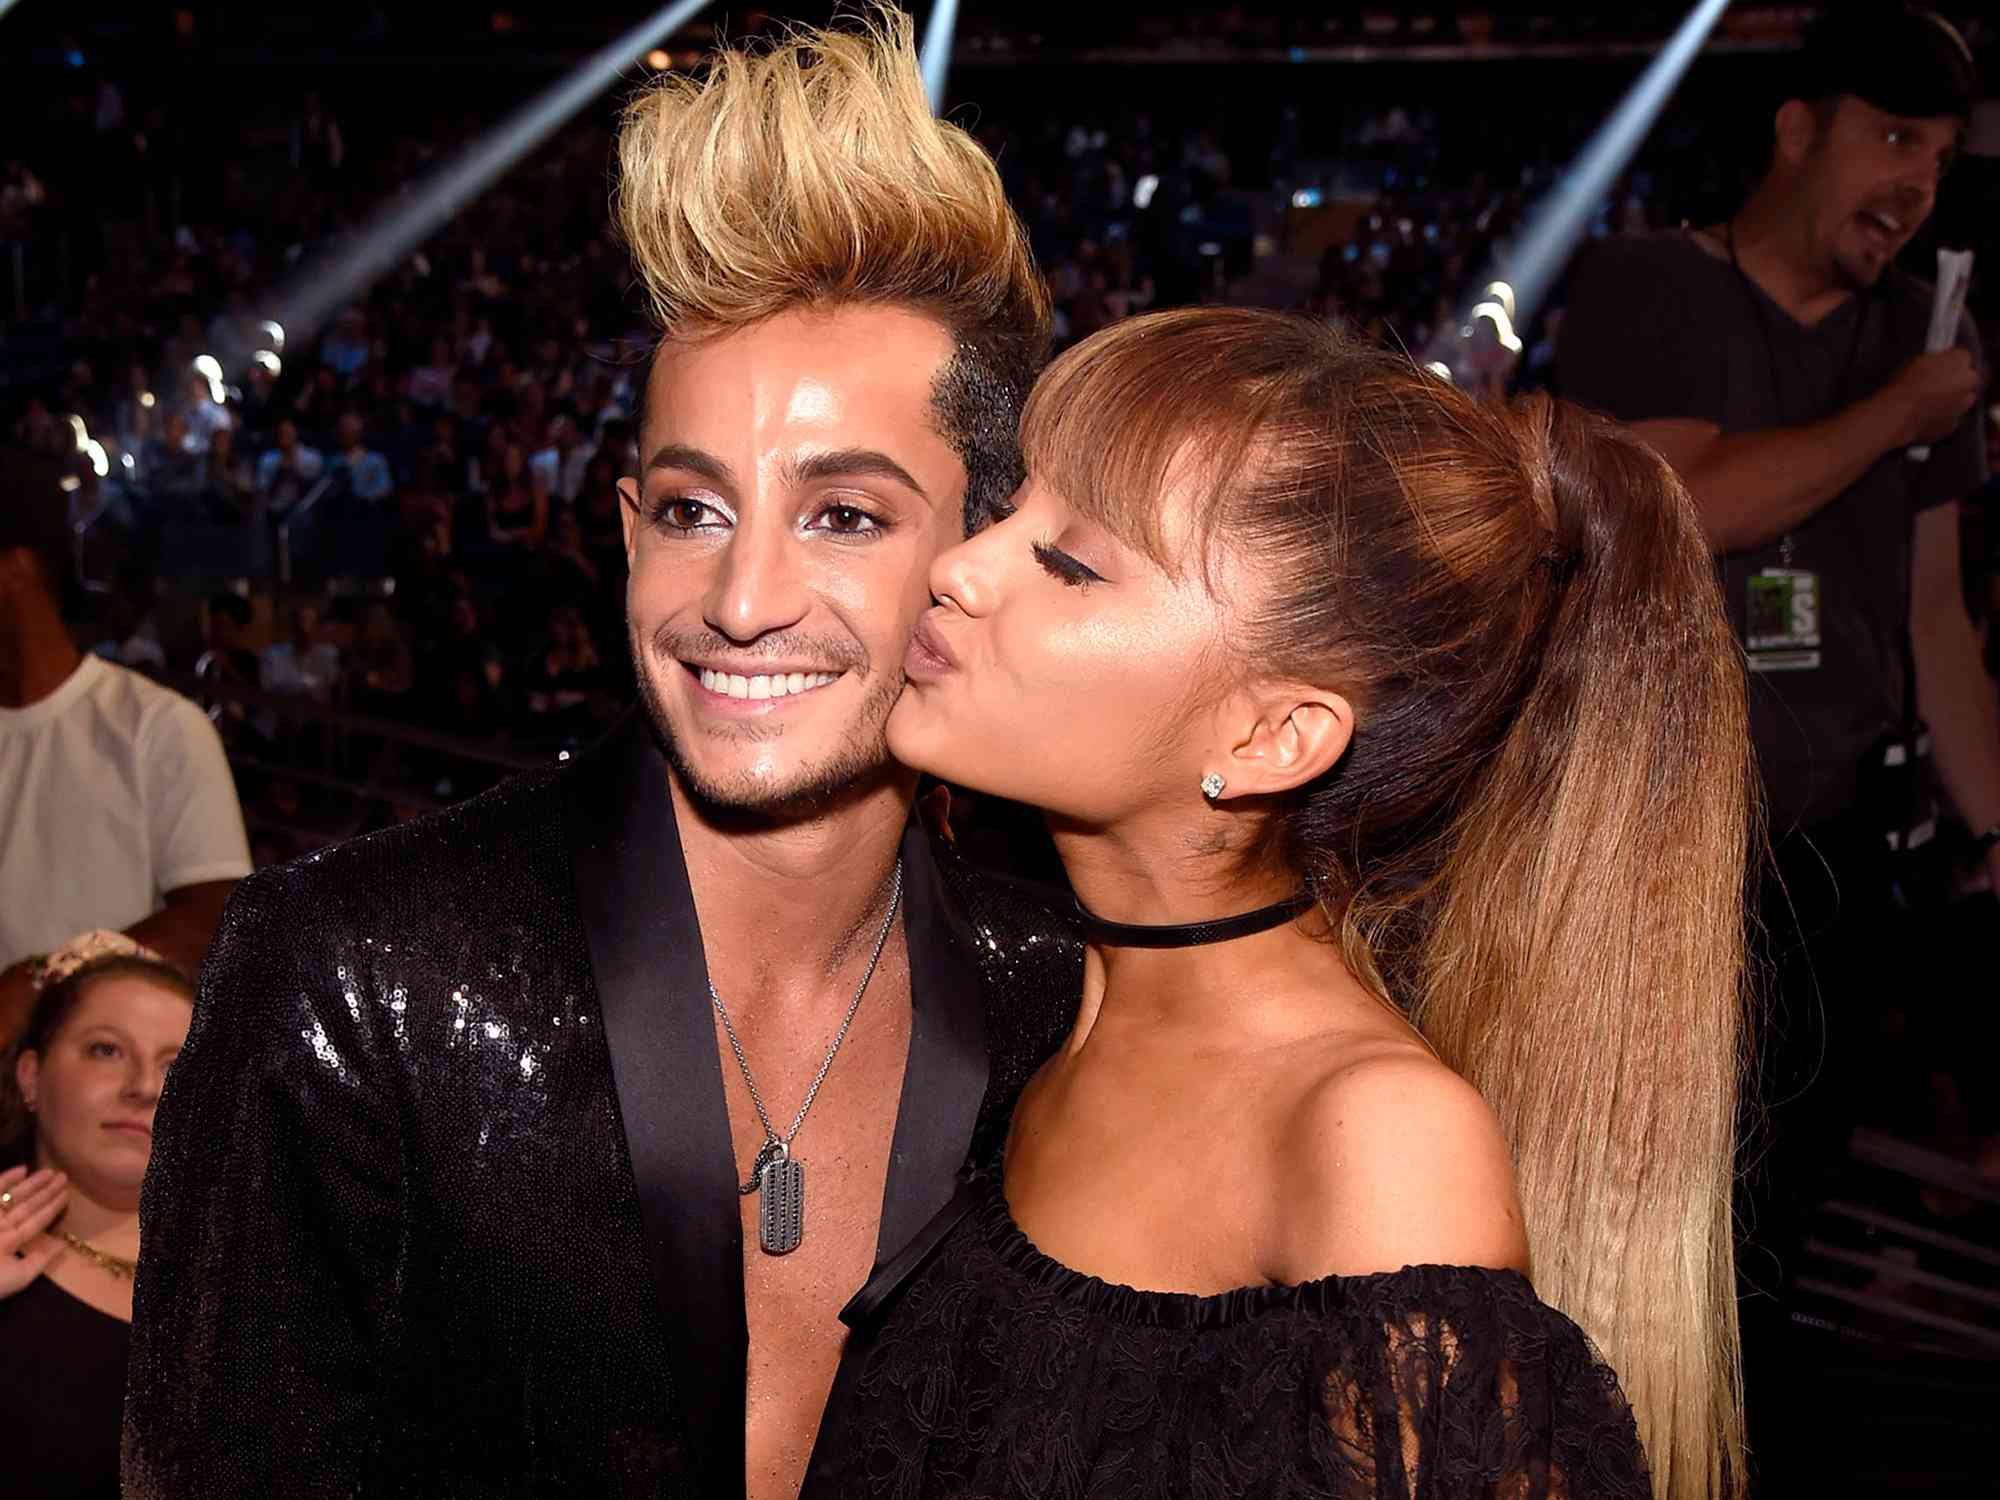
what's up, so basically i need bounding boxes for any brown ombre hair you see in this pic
[1026,308,1753,1499]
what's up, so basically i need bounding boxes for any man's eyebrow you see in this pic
[643,444,736,488]
[786,448,929,502]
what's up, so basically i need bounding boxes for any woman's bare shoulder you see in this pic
[1263,1041,1530,1285]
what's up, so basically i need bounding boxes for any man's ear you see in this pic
[1773,98,1821,172]
[0,545,38,606]
[1206,685,1353,801]
[617,478,643,562]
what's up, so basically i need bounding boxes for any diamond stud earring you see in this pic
[1200,772,1225,800]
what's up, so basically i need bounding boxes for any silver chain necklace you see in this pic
[709,858,903,1255]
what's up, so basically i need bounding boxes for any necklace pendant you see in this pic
[741,1136,784,1196]
[758,1150,805,1255]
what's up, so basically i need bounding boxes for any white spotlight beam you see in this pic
[920,0,961,114]
[267,0,716,360]
[1492,0,1732,328]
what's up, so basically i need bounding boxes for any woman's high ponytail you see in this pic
[1398,395,1753,1499]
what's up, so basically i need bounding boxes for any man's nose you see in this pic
[1890,162,1939,218]
[1898,178,1936,220]
[704,522,812,643]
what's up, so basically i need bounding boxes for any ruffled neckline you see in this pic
[974,1174,1535,1330]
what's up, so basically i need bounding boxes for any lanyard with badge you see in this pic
[1724,220,1940,861]
[1724,218,1872,677]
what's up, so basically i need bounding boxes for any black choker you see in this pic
[1071,891,1316,949]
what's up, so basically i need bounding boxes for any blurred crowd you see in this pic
[4,34,1997,861]
[7,80,643,850]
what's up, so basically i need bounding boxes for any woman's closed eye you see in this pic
[1033,540,1106,588]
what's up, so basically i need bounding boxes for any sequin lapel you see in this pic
[563,717,744,1497]
[878,819,988,1259]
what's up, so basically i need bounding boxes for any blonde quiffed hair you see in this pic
[615,5,1051,525]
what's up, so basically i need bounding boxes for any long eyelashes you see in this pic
[1032,540,1105,588]
[649,495,718,530]
[645,496,884,536]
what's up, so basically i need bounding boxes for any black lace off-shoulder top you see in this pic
[804,1176,1650,1500]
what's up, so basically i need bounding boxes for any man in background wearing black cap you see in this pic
[1560,0,1996,1388]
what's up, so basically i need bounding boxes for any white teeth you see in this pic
[692,666,842,699]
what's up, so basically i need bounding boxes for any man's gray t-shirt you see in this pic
[1558,230,1988,834]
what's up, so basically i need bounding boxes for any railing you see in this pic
[177,673,549,772]
[168,671,564,855]
[1786,1126,2000,1360]
[70,484,119,594]
[275,473,339,588]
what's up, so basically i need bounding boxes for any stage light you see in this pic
[85,440,109,479]
[263,0,718,366]
[1133,174,1159,209]
[59,474,81,494]
[1488,0,1730,328]
[68,414,88,452]
[920,0,961,112]
[193,354,227,404]
[1468,301,1523,354]
[254,350,282,376]
[260,319,286,352]
[645,48,672,69]
[139,391,156,409]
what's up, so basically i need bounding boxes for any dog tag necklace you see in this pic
[709,859,903,1255]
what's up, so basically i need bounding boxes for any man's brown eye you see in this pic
[651,497,715,530]
[814,504,881,535]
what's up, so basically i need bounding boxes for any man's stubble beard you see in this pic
[1831,238,1890,293]
[628,622,907,820]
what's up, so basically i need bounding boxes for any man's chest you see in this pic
[1694,255,1927,439]
[715,980,914,1500]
